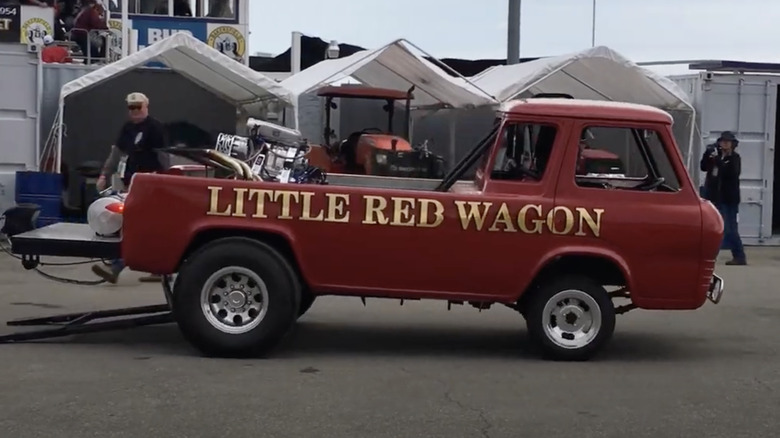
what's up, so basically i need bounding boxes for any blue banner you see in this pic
[129,17,207,49]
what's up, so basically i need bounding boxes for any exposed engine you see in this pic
[213,119,328,185]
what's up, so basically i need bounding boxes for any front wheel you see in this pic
[525,275,616,361]
[173,237,301,358]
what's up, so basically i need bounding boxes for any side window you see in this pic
[576,126,645,179]
[574,126,680,192]
[200,0,235,18]
[491,122,558,181]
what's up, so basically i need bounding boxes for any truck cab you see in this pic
[118,97,725,361]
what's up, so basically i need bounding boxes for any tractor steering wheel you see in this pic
[361,127,384,134]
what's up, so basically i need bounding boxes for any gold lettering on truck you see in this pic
[203,186,604,237]
[247,189,273,218]
[207,186,232,216]
[325,193,350,223]
[488,203,517,232]
[231,188,249,217]
[418,199,445,228]
[362,195,389,225]
[391,197,417,227]
[274,190,299,220]
[517,204,544,234]
[575,207,604,237]
[299,192,325,222]
[546,206,575,235]
[455,201,493,231]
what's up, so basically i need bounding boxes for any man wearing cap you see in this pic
[700,131,746,265]
[92,92,168,283]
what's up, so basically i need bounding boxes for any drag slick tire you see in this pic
[525,275,615,361]
[173,237,301,358]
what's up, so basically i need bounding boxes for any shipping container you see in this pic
[669,71,780,245]
[0,43,41,217]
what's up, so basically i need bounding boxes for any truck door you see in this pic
[553,121,703,302]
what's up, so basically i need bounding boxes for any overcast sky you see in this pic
[248,0,779,76]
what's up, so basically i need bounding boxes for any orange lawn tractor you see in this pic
[304,84,446,179]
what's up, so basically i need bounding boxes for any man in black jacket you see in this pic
[700,131,746,265]
[92,92,169,283]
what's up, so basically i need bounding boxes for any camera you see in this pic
[706,143,720,157]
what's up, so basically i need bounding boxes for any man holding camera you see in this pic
[700,131,746,265]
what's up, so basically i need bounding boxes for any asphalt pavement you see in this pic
[0,248,778,438]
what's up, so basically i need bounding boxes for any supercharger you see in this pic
[243,118,326,185]
[246,118,304,148]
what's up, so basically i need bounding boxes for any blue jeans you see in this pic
[716,203,746,261]
[109,259,126,275]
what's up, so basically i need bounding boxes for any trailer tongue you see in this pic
[1,222,174,344]
[0,143,275,344]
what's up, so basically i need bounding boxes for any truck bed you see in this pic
[9,222,121,260]
[326,174,478,192]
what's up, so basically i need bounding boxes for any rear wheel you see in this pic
[173,237,301,358]
[525,275,615,361]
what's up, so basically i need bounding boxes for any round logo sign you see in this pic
[207,26,245,62]
[108,19,122,52]
[21,17,51,44]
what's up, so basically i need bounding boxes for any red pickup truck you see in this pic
[118,98,725,361]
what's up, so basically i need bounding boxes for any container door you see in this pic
[699,74,778,242]
[0,44,40,215]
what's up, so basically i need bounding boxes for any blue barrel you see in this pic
[15,171,63,228]
[15,171,62,199]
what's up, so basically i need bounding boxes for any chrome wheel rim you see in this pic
[200,267,269,335]
[541,289,602,349]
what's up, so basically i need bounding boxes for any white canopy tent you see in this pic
[279,39,497,167]
[280,38,497,115]
[469,46,698,169]
[51,32,295,173]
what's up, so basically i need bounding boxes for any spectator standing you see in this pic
[700,131,747,265]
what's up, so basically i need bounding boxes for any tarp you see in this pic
[469,46,697,168]
[280,39,497,110]
[58,32,294,113]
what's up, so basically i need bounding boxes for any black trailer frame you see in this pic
[0,222,175,344]
[0,148,255,344]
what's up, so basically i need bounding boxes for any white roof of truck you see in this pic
[499,98,675,123]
